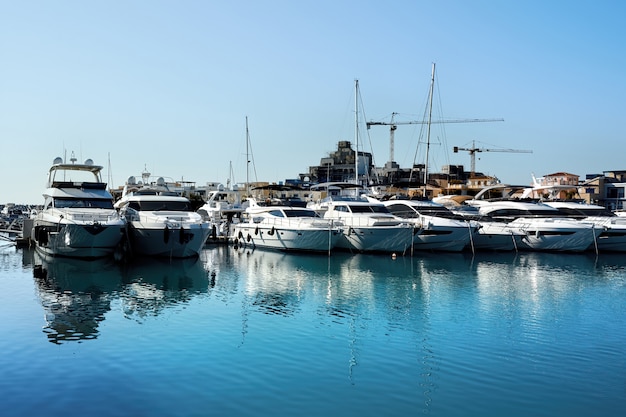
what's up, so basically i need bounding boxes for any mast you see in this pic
[354,79,360,185]
[423,62,435,197]
[245,116,250,197]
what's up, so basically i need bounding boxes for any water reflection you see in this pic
[119,256,210,321]
[19,245,626,414]
[32,251,210,343]
[30,243,626,349]
[32,251,122,344]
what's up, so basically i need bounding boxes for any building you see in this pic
[301,141,375,184]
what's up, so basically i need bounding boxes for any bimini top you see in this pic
[47,157,106,189]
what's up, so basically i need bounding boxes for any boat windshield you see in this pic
[348,205,391,214]
[130,201,192,211]
[53,198,114,209]
[283,209,318,218]
[553,207,614,218]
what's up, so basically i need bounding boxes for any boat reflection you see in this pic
[118,256,210,321]
[33,251,123,344]
[32,252,210,343]
[31,243,623,349]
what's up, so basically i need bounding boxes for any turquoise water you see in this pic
[1,244,625,416]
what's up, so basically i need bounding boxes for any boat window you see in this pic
[333,205,349,212]
[137,201,192,211]
[268,210,285,217]
[284,209,317,218]
[370,205,391,214]
[53,198,114,209]
[348,205,373,213]
[555,207,612,217]
[386,204,419,218]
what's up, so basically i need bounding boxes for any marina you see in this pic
[1,244,625,417]
[2,3,626,416]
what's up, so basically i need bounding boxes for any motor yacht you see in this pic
[31,155,125,258]
[114,172,210,258]
[320,197,416,254]
[381,199,478,252]
[231,198,342,253]
[542,200,626,252]
[466,187,596,252]
[197,188,245,241]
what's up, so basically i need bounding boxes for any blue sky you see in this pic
[2,0,625,204]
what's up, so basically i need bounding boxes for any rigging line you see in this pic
[433,73,451,167]
[409,83,432,183]
[248,132,259,183]
[357,85,379,184]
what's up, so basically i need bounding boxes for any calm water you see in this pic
[1,244,625,417]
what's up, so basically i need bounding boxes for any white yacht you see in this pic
[448,204,526,251]
[114,172,210,258]
[519,181,626,252]
[231,198,342,253]
[382,199,477,252]
[197,188,245,241]
[31,156,125,258]
[321,197,416,254]
[542,200,626,252]
[466,185,596,252]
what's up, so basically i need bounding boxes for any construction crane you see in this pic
[366,112,504,163]
[453,140,532,175]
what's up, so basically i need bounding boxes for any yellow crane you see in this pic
[453,140,532,175]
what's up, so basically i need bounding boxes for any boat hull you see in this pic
[472,222,525,251]
[232,223,342,252]
[336,225,415,253]
[510,218,596,252]
[409,217,473,252]
[32,218,124,258]
[594,227,626,252]
[126,222,211,258]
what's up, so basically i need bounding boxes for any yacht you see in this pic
[114,172,210,258]
[448,204,526,251]
[519,182,626,252]
[321,197,416,254]
[382,198,478,252]
[197,188,245,241]
[31,155,125,258]
[466,185,596,252]
[542,200,626,252]
[231,198,342,253]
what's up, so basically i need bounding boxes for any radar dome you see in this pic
[157,177,165,186]
[84,159,94,165]
[53,157,63,164]
[127,176,136,185]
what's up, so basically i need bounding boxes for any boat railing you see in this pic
[252,216,341,230]
[56,209,121,223]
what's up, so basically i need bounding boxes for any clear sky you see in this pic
[2,0,625,204]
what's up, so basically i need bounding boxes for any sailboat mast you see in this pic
[245,116,250,197]
[424,62,435,197]
[354,79,359,185]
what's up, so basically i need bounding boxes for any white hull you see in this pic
[127,222,210,258]
[412,226,471,251]
[33,213,124,258]
[472,222,525,251]
[407,216,473,252]
[232,223,341,252]
[33,157,125,258]
[336,225,415,253]
[595,229,626,252]
[588,217,626,252]
[510,218,596,252]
